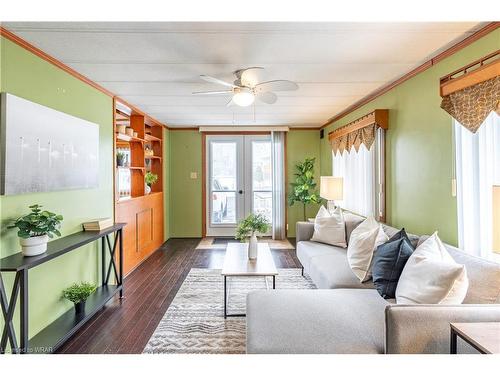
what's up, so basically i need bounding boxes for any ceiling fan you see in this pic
[192,67,299,107]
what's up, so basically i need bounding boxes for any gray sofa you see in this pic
[246,213,500,354]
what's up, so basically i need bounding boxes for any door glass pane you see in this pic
[211,191,236,224]
[253,191,272,222]
[211,142,236,191]
[252,141,272,191]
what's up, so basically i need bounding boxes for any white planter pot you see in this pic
[248,233,258,260]
[145,184,151,194]
[20,235,49,256]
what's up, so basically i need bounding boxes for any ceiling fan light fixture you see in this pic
[232,90,255,107]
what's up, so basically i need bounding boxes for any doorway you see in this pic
[205,135,272,237]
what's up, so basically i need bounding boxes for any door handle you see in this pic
[238,190,244,194]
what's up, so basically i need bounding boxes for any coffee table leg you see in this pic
[224,276,227,319]
[450,327,457,354]
[273,275,276,289]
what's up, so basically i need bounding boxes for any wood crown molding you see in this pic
[328,109,388,141]
[321,22,500,129]
[440,50,500,96]
[0,27,168,129]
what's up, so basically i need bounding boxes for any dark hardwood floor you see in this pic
[57,238,300,354]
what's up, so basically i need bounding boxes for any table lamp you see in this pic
[320,176,343,213]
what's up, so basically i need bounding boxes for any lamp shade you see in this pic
[320,176,343,200]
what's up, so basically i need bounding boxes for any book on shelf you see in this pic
[82,218,114,231]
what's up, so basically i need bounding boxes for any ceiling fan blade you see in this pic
[192,90,233,95]
[255,80,298,93]
[235,67,264,88]
[200,75,236,88]
[257,91,278,104]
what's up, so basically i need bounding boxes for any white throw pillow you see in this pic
[347,216,388,282]
[396,232,469,304]
[311,205,347,248]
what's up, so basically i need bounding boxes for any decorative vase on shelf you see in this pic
[248,232,258,260]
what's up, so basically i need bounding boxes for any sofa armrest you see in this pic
[385,304,500,354]
[296,221,315,243]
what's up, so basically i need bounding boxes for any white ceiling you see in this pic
[2,22,485,127]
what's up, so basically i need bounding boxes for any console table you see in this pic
[0,223,125,354]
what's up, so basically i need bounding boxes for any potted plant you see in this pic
[288,157,322,221]
[62,282,97,315]
[8,204,63,256]
[116,151,126,167]
[235,213,270,260]
[145,171,158,194]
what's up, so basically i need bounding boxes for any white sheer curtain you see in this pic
[332,143,377,217]
[455,111,500,259]
[271,131,286,239]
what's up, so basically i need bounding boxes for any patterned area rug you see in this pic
[195,237,295,250]
[143,268,315,354]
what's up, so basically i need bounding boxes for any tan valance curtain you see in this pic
[329,109,388,155]
[441,76,500,133]
[440,52,500,133]
[330,124,376,155]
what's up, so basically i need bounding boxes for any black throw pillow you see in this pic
[372,228,414,299]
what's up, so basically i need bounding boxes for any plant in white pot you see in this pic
[235,213,270,260]
[8,204,63,256]
[144,171,158,194]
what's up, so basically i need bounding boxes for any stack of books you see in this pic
[82,218,114,231]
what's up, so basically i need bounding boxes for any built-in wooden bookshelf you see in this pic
[113,101,165,275]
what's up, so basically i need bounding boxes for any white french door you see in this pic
[206,135,272,237]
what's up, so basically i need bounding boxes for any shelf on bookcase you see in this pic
[144,134,162,142]
[116,132,145,143]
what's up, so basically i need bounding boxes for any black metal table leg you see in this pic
[0,273,20,353]
[273,275,276,289]
[450,327,458,354]
[119,229,123,298]
[101,237,106,286]
[19,269,28,354]
[223,276,227,319]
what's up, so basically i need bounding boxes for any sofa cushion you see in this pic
[372,229,415,299]
[347,216,389,282]
[396,232,469,305]
[382,224,420,248]
[297,241,375,289]
[246,289,388,354]
[311,206,347,247]
[445,245,500,304]
[344,212,364,242]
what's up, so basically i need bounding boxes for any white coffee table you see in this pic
[221,242,278,318]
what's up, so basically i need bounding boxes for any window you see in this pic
[332,128,385,219]
[455,111,500,260]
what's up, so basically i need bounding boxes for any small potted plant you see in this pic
[145,171,158,194]
[62,282,97,315]
[8,204,63,256]
[116,151,126,167]
[235,213,270,260]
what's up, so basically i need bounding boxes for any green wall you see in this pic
[0,37,113,343]
[168,130,203,237]
[320,29,500,245]
[163,128,171,240]
[167,129,322,238]
[286,130,321,237]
